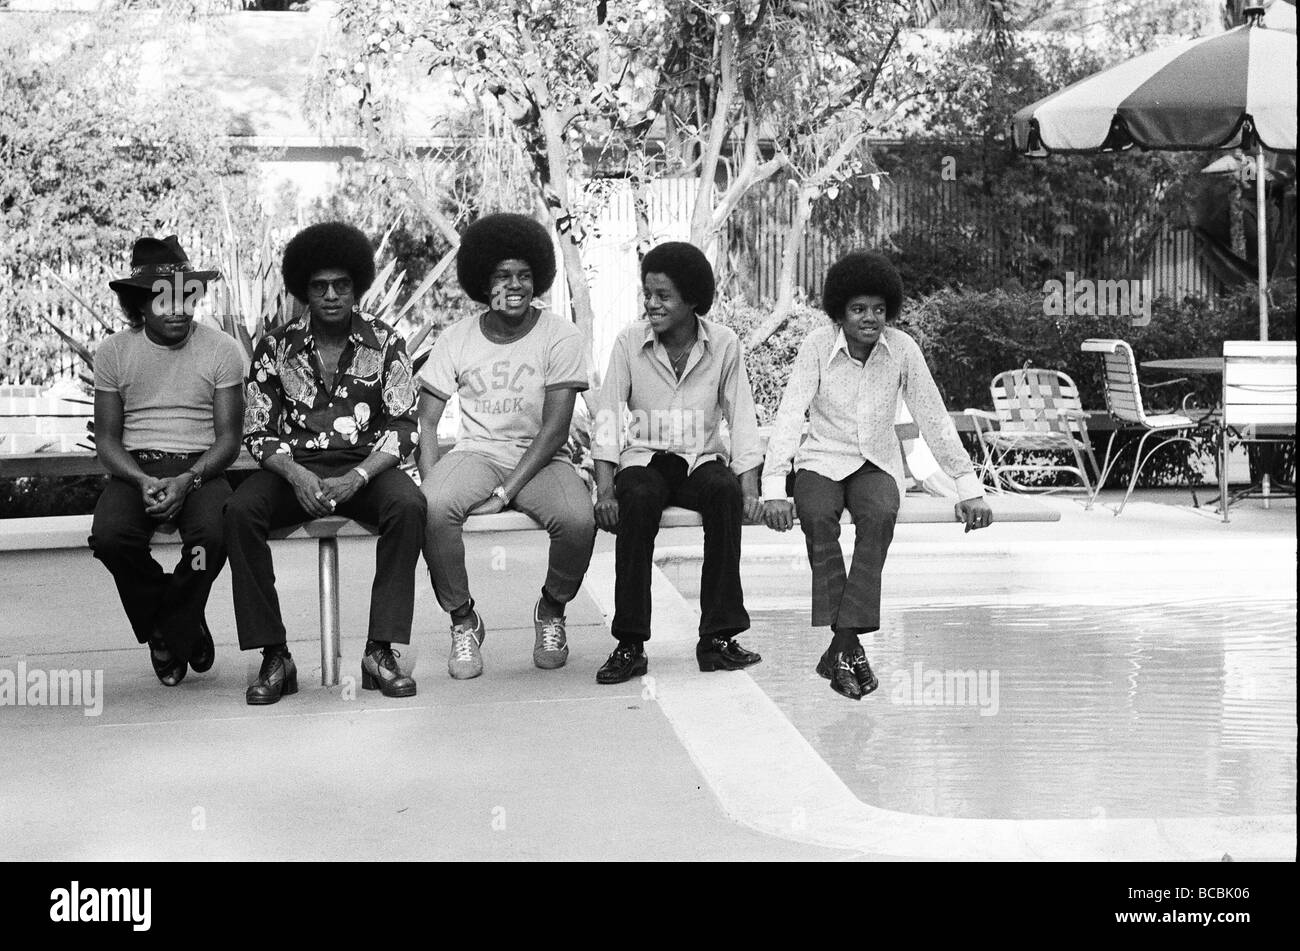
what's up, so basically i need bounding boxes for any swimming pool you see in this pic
[660,539,1297,822]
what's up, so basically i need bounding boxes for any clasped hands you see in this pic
[287,466,366,518]
[140,474,195,521]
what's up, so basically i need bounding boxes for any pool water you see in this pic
[730,596,1295,821]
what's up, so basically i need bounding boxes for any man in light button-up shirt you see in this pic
[592,242,765,685]
[762,251,992,702]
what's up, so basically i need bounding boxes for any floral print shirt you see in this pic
[243,310,419,464]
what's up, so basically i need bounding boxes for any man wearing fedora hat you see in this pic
[89,235,245,687]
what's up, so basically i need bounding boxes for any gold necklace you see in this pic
[665,337,695,374]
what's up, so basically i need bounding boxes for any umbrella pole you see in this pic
[1256,143,1268,341]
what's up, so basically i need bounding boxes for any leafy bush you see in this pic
[0,475,106,518]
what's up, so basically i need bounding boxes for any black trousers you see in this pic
[612,453,749,643]
[792,461,900,634]
[88,455,231,665]
[224,451,427,650]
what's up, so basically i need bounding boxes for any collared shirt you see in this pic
[761,325,984,500]
[242,310,419,463]
[593,317,763,476]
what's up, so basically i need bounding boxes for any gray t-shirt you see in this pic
[93,323,246,453]
[417,309,589,468]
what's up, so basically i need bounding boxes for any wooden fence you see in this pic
[7,175,1221,385]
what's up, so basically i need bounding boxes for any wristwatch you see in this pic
[491,485,510,506]
[185,467,204,491]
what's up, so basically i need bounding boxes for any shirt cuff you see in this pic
[954,473,986,500]
[760,474,788,501]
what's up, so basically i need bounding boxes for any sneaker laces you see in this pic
[450,623,480,661]
[537,616,566,652]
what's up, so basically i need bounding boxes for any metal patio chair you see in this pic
[1080,338,1213,515]
[1217,340,1297,522]
[964,365,1100,494]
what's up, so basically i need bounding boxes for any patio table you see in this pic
[1143,357,1293,509]
[1140,357,1223,374]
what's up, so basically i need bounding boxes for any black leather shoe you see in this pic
[697,636,762,672]
[845,645,879,696]
[815,648,863,701]
[148,637,186,687]
[596,643,648,685]
[246,647,297,705]
[189,619,215,673]
[361,641,417,698]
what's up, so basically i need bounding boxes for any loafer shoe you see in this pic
[845,645,879,696]
[596,643,648,685]
[697,636,762,672]
[532,600,569,670]
[816,648,863,701]
[448,612,486,680]
[361,641,417,697]
[246,647,297,705]
[148,637,186,687]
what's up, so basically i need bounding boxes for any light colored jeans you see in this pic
[421,451,596,614]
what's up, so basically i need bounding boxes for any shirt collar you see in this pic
[284,309,382,357]
[641,315,711,350]
[831,325,893,361]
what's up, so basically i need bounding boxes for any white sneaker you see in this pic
[532,600,569,670]
[448,611,485,679]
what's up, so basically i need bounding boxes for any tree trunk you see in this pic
[517,27,599,370]
[747,183,814,347]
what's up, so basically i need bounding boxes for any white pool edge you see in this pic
[581,553,1298,861]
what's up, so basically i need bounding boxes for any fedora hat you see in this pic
[108,235,220,294]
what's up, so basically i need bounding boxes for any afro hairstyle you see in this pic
[456,213,558,305]
[640,241,715,315]
[821,250,903,323]
[281,222,376,303]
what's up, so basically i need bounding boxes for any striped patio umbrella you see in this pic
[1012,5,1297,339]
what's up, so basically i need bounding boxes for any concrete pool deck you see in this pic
[1,488,1294,860]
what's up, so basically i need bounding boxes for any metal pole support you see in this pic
[319,537,341,686]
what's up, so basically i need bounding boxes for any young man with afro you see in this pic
[591,241,765,684]
[226,222,426,705]
[417,212,595,680]
[762,251,993,700]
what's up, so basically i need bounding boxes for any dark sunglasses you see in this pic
[308,277,354,296]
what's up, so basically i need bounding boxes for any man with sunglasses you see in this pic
[225,222,426,705]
